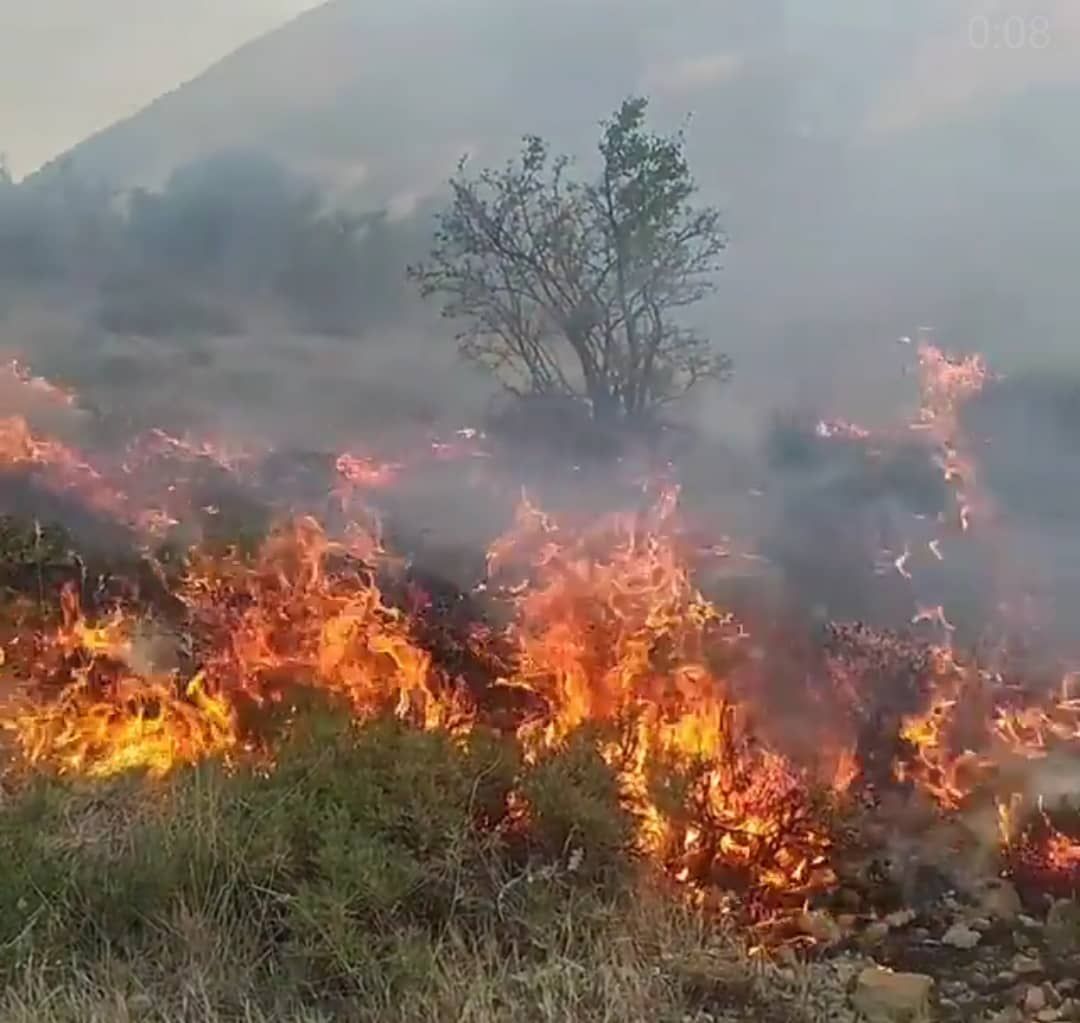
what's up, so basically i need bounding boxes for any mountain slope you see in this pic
[33,1,767,198]
[27,0,1080,415]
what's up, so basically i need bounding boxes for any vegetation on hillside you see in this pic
[0,152,421,339]
[0,697,794,1023]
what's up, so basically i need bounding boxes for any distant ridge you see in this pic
[25,0,1080,380]
[28,0,790,206]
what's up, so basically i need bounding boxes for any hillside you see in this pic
[20,0,1080,424]
[32,0,783,204]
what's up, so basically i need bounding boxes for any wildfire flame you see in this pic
[1,348,1078,904]
[486,486,833,896]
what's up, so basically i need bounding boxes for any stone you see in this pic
[988,1008,1021,1023]
[969,970,990,992]
[942,922,981,949]
[851,968,933,1022]
[1036,1010,1062,1023]
[1019,914,1042,929]
[1026,987,1048,1013]
[1012,953,1043,975]
[1047,900,1080,955]
[977,878,1022,922]
[970,916,993,932]
[885,909,917,929]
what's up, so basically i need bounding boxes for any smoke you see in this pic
[1,0,1078,646]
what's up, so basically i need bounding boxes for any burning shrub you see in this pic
[5,339,1080,961]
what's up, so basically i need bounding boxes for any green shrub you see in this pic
[0,702,662,1014]
[520,727,633,884]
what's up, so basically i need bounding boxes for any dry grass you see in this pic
[0,705,813,1023]
[0,883,773,1023]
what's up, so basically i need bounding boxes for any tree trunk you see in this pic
[585,378,620,425]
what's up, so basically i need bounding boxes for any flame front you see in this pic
[2,345,1080,904]
[487,487,832,897]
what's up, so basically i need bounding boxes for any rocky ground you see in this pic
[718,884,1080,1023]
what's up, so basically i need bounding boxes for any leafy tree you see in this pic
[410,97,730,425]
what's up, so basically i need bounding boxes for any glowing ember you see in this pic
[915,341,991,534]
[335,452,402,489]
[815,418,870,440]
[0,414,130,521]
[2,359,78,407]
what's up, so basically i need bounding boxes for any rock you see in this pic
[977,879,1022,922]
[1046,900,1080,955]
[1019,914,1042,929]
[1062,981,1079,996]
[851,968,933,1022]
[885,909,917,929]
[1026,987,1048,1013]
[970,916,993,933]
[1060,998,1079,1021]
[995,971,1019,988]
[1012,953,1043,975]
[1036,1010,1062,1022]
[942,922,981,949]
[988,1008,1022,1023]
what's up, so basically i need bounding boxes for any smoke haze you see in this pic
[0,0,1077,629]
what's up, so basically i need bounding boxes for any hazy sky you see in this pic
[0,0,326,178]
